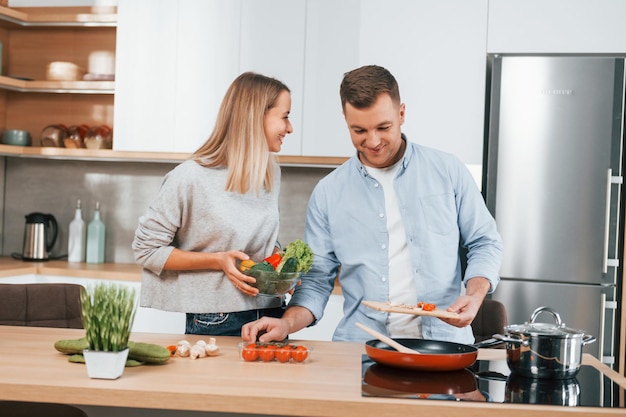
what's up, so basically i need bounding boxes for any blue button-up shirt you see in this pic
[288,139,503,344]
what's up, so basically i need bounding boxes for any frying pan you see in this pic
[364,338,499,371]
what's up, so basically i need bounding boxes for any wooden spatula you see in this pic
[355,322,420,354]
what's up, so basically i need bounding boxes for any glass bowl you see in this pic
[243,268,302,297]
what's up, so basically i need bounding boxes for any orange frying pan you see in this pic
[364,338,481,371]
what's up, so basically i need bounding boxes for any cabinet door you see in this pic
[239,0,306,156]
[114,0,241,153]
[358,0,489,165]
[301,0,360,158]
[174,0,241,153]
[114,0,178,152]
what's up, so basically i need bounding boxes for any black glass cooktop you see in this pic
[361,355,625,408]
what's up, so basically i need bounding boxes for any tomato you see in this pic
[259,346,276,362]
[263,253,283,269]
[275,347,292,363]
[241,343,259,362]
[166,345,177,356]
[422,303,436,311]
[291,345,308,362]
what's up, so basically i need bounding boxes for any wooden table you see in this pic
[0,326,623,417]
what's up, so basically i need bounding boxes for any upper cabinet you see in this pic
[114,0,241,154]
[357,0,489,165]
[113,0,490,164]
[0,6,116,149]
[114,0,308,156]
[487,0,626,53]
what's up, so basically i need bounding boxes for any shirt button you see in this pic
[379,213,384,218]
[381,244,387,250]
[381,276,387,282]
[374,183,379,188]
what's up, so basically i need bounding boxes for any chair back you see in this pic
[472,298,507,343]
[0,283,83,328]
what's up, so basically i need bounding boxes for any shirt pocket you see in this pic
[420,193,456,235]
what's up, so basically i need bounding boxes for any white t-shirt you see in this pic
[366,161,422,338]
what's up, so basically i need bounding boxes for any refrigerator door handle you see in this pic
[603,169,623,273]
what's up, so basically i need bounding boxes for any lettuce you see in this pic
[278,239,314,273]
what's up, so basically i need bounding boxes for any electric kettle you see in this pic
[21,212,58,261]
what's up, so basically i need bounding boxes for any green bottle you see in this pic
[86,201,106,264]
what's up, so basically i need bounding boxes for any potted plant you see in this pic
[80,282,137,379]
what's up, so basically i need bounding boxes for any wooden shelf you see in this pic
[0,144,348,166]
[0,75,114,94]
[0,5,116,27]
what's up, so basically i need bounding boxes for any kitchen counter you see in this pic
[0,326,624,417]
[0,256,142,281]
[0,256,344,294]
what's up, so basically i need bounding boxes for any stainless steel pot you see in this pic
[493,306,596,379]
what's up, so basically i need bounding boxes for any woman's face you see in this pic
[264,90,293,152]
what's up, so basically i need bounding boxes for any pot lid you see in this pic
[504,306,586,338]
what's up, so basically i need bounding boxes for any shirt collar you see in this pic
[355,133,413,177]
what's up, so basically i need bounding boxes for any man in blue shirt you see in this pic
[242,65,502,344]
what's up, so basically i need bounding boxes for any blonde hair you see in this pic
[193,72,290,195]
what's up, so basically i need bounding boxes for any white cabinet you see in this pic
[487,0,626,53]
[239,0,306,156]
[113,0,489,163]
[114,0,306,155]
[358,0,489,165]
[301,0,360,158]
[114,0,241,153]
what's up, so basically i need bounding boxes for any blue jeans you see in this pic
[185,305,285,336]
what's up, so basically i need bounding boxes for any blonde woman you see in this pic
[133,72,293,336]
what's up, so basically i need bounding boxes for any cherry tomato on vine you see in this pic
[241,343,259,362]
[259,346,276,362]
[292,345,309,362]
[275,347,293,363]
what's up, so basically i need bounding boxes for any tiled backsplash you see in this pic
[0,157,332,264]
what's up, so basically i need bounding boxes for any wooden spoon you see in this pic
[355,322,420,354]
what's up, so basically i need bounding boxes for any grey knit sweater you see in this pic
[132,160,282,313]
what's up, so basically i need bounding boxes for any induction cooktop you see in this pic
[361,355,625,408]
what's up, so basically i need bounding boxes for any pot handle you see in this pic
[492,333,529,347]
[529,306,562,326]
[582,334,597,345]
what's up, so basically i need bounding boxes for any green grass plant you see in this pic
[80,282,137,352]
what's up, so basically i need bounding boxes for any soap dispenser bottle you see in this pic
[86,201,106,264]
[67,199,86,262]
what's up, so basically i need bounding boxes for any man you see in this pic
[242,65,502,344]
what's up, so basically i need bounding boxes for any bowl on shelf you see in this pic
[2,129,31,146]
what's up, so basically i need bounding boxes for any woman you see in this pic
[133,72,293,336]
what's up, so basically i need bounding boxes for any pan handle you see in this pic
[492,333,529,347]
[472,337,506,349]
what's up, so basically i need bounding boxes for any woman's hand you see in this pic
[221,250,259,296]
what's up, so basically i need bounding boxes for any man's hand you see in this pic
[442,277,491,328]
[241,306,315,343]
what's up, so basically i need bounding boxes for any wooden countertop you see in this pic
[0,256,142,281]
[0,256,345,294]
[0,326,623,417]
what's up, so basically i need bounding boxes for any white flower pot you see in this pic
[83,348,129,379]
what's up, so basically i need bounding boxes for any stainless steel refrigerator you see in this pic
[483,55,624,367]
